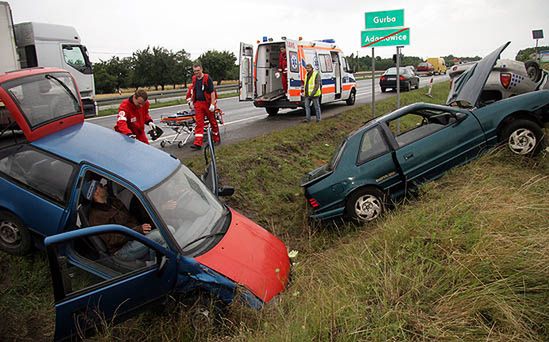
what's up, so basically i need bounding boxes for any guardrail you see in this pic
[96,84,238,106]
[95,72,385,106]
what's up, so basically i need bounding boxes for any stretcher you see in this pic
[158,108,224,148]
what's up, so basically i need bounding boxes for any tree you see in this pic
[132,47,154,89]
[170,49,193,88]
[196,50,237,85]
[516,46,549,62]
[93,61,117,94]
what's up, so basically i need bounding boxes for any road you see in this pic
[88,75,449,160]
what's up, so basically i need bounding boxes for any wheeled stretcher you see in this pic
[158,109,224,148]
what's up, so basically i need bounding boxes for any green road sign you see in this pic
[361,28,410,47]
[365,9,405,29]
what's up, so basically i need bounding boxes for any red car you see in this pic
[416,62,434,76]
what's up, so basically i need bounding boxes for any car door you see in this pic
[387,106,486,186]
[46,225,178,341]
[239,42,255,101]
[0,145,77,238]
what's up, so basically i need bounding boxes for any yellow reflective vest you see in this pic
[305,70,321,97]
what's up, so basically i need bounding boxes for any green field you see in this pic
[1,82,547,341]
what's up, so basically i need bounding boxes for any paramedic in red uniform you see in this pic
[114,89,157,144]
[278,46,288,93]
[186,64,220,150]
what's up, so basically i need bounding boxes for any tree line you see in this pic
[94,45,544,94]
[93,47,238,94]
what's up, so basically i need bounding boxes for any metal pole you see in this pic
[396,46,401,134]
[371,47,375,117]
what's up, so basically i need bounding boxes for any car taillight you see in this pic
[500,73,511,89]
[308,198,320,208]
[399,75,405,81]
[380,76,386,81]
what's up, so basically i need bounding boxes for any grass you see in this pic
[1,81,547,341]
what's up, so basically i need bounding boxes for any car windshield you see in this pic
[327,139,346,171]
[147,165,228,254]
[2,72,80,129]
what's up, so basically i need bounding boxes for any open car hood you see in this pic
[195,209,290,303]
[446,42,510,108]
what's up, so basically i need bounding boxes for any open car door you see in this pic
[0,68,84,142]
[46,225,178,341]
[239,42,255,101]
[202,128,234,197]
[285,39,302,102]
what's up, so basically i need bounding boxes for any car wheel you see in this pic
[0,211,32,256]
[346,188,386,223]
[346,90,356,105]
[502,119,545,156]
[525,61,542,82]
[381,87,386,93]
[266,107,279,116]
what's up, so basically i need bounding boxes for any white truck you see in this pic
[0,1,96,117]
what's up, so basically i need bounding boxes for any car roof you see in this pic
[0,67,67,83]
[31,122,180,190]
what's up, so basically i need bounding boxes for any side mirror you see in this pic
[454,112,468,122]
[218,186,235,197]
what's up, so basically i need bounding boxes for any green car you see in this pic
[302,42,549,223]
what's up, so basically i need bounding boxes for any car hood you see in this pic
[446,42,510,108]
[195,209,290,303]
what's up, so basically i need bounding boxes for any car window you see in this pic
[387,111,455,147]
[52,232,159,299]
[357,127,389,164]
[0,146,75,204]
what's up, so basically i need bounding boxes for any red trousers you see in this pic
[193,101,220,146]
[281,72,288,93]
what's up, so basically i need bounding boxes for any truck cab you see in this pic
[239,38,357,116]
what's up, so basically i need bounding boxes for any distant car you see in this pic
[379,67,420,92]
[302,42,549,224]
[416,62,434,76]
[449,59,549,105]
[0,68,290,340]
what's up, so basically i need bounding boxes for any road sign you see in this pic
[365,9,405,29]
[532,30,544,39]
[361,28,410,47]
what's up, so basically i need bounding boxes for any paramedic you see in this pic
[114,89,157,144]
[85,178,165,261]
[186,64,220,150]
[278,46,288,93]
[303,63,322,122]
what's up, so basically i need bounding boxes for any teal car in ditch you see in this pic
[302,42,549,223]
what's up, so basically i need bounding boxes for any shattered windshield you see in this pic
[147,165,228,254]
[2,72,80,129]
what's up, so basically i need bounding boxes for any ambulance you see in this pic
[239,37,357,115]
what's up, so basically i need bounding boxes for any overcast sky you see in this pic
[9,0,548,63]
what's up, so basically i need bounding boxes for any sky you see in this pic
[8,0,548,63]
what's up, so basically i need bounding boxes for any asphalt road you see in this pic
[88,75,449,160]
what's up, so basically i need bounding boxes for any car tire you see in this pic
[0,210,32,256]
[501,119,545,156]
[525,61,542,83]
[266,107,279,116]
[381,87,386,93]
[346,90,356,105]
[345,187,386,223]
[405,82,411,91]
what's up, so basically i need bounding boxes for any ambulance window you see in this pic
[319,55,333,73]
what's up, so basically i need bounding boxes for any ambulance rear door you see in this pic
[285,40,301,102]
[239,42,254,101]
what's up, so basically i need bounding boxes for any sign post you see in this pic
[362,9,409,115]
[532,29,544,61]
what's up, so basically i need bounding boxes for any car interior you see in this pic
[71,172,160,277]
[388,110,457,147]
